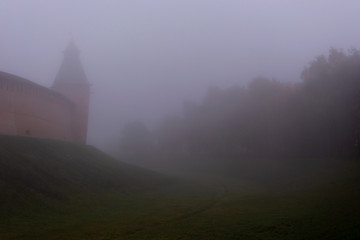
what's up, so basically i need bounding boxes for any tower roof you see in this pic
[52,40,89,86]
[64,39,80,55]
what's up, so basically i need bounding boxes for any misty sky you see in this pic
[1,0,360,150]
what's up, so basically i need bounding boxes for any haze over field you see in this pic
[1,0,360,149]
[2,2,360,238]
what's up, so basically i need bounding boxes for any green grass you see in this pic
[1,136,360,239]
[2,162,360,240]
[0,183,218,239]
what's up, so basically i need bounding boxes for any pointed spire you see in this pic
[64,38,80,55]
[52,40,88,87]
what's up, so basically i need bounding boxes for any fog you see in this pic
[1,0,360,151]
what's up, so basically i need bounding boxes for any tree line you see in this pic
[119,48,360,165]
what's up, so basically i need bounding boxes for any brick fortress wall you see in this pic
[0,71,75,141]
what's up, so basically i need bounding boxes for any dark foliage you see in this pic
[154,48,360,161]
[119,49,360,165]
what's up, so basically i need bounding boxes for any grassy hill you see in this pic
[0,136,172,211]
[1,135,360,239]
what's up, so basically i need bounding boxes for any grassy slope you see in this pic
[1,136,360,239]
[0,136,172,214]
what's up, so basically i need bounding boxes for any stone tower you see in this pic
[52,40,90,143]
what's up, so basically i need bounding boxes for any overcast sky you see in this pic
[1,0,360,150]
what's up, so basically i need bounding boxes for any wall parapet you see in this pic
[0,71,74,109]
